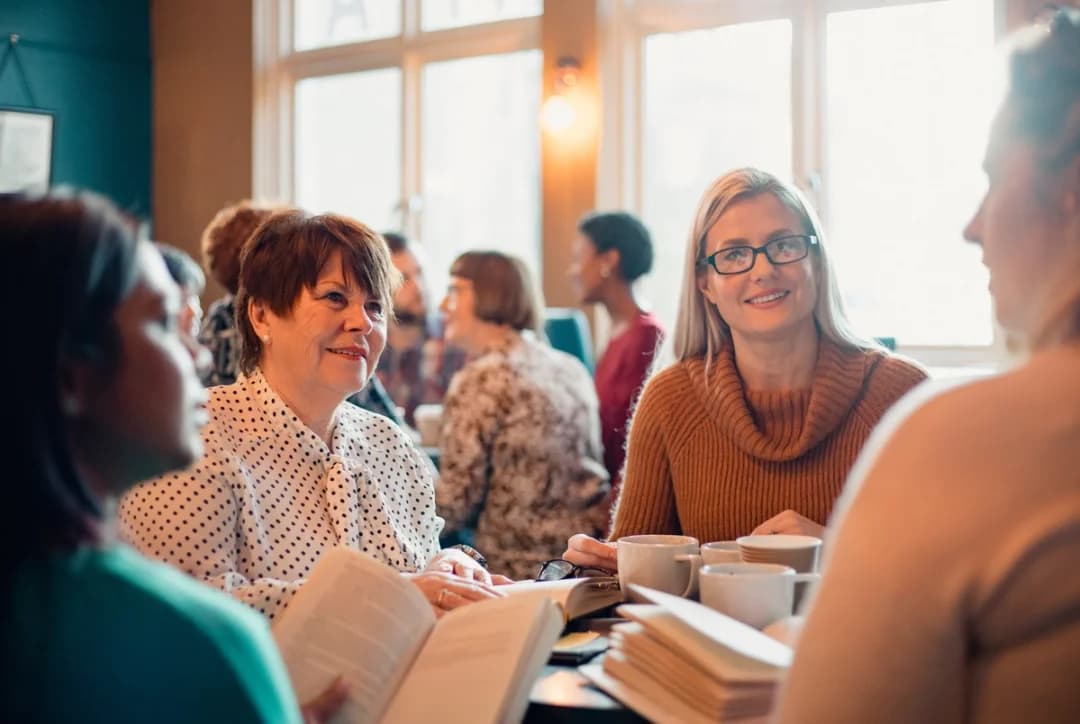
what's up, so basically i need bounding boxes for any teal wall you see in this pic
[0,0,151,215]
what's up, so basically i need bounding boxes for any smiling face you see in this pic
[697,193,819,345]
[964,105,1075,338]
[74,242,208,493]
[251,250,388,415]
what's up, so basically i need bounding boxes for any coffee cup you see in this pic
[735,534,822,573]
[699,563,819,630]
[700,541,742,565]
[413,404,443,447]
[617,534,700,602]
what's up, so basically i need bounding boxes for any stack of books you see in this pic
[582,586,793,723]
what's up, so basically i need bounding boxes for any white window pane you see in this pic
[294,69,402,230]
[825,0,996,347]
[294,0,401,51]
[641,20,794,334]
[421,50,541,295]
[421,0,541,32]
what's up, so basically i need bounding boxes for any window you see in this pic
[294,69,402,228]
[421,51,542,292]
[604,0,1004,365]
[255,0,541,295]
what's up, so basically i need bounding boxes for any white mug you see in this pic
[699,562,820,630]
[701,541,742,565]
[617,534,701,602]
[413,404,443,447]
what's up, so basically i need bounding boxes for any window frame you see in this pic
[253,0,541,239]
[596,0,1011,369]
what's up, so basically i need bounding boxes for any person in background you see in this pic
[564,168,926,571]
[436,251,610,580]
[377,231,466,427]
[776,10,1080,722]
[157,242,206,342]
[0,191,345,723]
[120,210,501,621]
[198,200,276,387]
[569,211,665,522]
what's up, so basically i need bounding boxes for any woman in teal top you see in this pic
[0,192,338,722]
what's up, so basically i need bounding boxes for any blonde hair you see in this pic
[672,167,871,365]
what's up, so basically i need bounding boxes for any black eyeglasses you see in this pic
[536,559,615,582]
[697,234,818,276]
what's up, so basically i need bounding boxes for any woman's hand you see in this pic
[752,510,826,539]
[301,676,349,724]
[425,547,493,585]
[406,570,505,617]
[563,533,619,571]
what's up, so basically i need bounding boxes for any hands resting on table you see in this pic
[562,509,826,571]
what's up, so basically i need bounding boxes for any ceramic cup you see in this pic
[735,534,823,573]
[413,404,443,447]
[700,541,743,565]
[617,534,701,602]
[699,563,819,630]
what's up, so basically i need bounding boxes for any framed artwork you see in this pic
[0,106,54,193]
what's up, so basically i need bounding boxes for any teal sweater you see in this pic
[3,545,300,723]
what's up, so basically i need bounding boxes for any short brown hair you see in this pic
[235,210,400,374]
[449,251,544,334]
[200,201,278,294]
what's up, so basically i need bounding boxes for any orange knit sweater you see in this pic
[609,339,927,541]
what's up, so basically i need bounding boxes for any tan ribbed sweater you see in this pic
[609,339,927,541]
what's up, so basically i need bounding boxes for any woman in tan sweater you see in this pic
[777,11,1080,721]
[565,167,926,569]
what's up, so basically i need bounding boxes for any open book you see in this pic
[581,585,793,723]
[501,576,622,621]
[272,547,564,724]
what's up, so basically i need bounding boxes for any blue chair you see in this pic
[544,307,595,374]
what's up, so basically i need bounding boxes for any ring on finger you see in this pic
[436,587,451,608]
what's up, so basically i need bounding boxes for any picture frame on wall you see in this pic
[0,106,55,193]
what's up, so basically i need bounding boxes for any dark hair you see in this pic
[449,251,545,335]
[0,191,141,577]
[1007,7,1080,169]
[235,210,401,374]
[578,211,654,282]
[381,230,409,255]
[200,201,278,294]
[156,242,206,294]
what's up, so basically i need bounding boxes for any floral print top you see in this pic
[437,331,610,580]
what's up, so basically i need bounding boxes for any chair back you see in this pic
[544,307,594,374]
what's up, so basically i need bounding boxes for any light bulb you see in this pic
[541,95,575,132]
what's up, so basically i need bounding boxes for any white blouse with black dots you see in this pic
[117,368,443,619]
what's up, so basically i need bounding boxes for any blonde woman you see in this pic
[777,10,1080,721]
[565,168,926,570]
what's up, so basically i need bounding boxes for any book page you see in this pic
[502,577,622,620]
[272,547,435,723]
[381,595,564,724]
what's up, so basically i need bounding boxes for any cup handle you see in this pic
[674,553,702,598]
[792,573,821,584]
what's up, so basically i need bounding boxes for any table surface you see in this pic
[524,617,646,723]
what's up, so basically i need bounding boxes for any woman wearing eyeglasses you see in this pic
[564,167,926,570]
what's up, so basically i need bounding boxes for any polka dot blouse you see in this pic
[117,367,444,619]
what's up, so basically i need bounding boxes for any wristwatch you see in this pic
[450,543,488,569]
